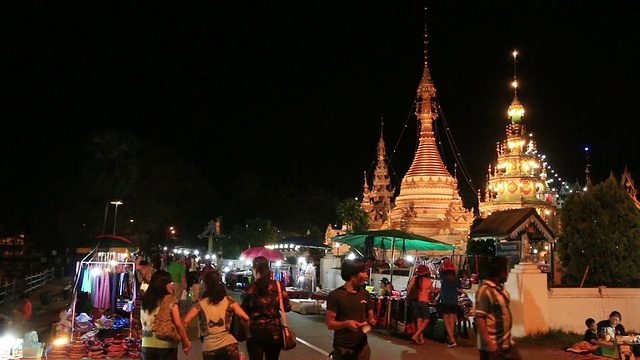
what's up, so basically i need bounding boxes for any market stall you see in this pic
[260,237,329,313]
[331,230,459,338]
[268,236,331,296]
[46,238,142,359]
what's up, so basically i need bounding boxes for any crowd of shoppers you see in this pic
[138,254,291,360]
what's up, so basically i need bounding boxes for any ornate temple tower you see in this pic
[361,122,395,228]
[387,20,473,248]
[478,50,559,229]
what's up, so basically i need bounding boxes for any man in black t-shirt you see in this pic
[326,259,376,360]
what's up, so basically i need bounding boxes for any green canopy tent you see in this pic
[332,229,455,282]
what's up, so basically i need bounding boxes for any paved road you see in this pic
[1,279,574,360]
[178,291,573,360]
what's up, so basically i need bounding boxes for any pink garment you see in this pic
[93,268,111,309]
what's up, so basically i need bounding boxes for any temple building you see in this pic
[361,122,395,229]
[478,51,559,230]
[367,25,473,249]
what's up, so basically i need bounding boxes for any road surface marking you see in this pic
[296,337,330,357]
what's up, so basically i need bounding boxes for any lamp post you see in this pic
[111,200,123,234]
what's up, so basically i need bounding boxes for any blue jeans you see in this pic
[142,347,178,360]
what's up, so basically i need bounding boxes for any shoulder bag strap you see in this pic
[276,281,288,327]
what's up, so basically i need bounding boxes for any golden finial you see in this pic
[507,48,525,123]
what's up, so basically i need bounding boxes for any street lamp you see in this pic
[111,200,123,234]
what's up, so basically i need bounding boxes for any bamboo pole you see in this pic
[580,264,590,288]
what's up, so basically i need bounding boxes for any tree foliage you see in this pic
[336,198,370,234]
[557,177,640,287]
[224,218,280,259]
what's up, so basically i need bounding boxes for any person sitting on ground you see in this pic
[597,311,626,339]
[13,293,32,321]
[567,318,600,354]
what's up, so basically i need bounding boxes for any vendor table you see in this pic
[285,287,309,299]
[596,338,640,359]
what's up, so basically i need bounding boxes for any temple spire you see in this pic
[423,7,428,67]
[507,49,525,124]
[404,6,449,178]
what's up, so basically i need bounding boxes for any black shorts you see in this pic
[441,303,458,314]
[412,301,430,319]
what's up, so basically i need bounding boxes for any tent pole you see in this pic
[386,238,396,336]
[389,238,396,283]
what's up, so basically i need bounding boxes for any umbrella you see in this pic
[241,246,285,262]
[77,234,138,254]
[273,236,332,249]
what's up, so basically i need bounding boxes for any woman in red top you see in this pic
[13,293,32,321]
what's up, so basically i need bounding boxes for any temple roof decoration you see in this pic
[361,120,395,227]
[479,50,559,231]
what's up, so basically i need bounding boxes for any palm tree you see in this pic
[336,198,370,234]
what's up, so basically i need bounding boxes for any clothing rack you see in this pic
[70,258,137,339]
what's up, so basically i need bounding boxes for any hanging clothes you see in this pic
[80,267,92,293]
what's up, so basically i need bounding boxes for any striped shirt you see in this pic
[474,280,514,351]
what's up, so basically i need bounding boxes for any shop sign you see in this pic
[495,241,521,266]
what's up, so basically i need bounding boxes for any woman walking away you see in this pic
[141,271,191,360]
[242,256,292,360]
[439,259,460,347]
[407,265,433,344]
[183,270,250,360]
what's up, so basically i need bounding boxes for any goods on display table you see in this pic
[45,333,141,359]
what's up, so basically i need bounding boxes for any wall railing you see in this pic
[0,267,55,304]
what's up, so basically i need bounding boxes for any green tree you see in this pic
[557,176,640,287]
[336,198,370,234]
[224,218,279,259]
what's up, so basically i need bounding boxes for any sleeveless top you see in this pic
[195,297,237,351]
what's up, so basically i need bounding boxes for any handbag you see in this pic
[228,297,250,342]
[152,295,181,342]
[276,281,297,350]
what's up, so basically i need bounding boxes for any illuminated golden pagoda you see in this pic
[386,19,473,248]
[479,50,558,228]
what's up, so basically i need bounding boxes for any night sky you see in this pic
[2,2,640,234]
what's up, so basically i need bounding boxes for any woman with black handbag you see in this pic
[183,270,250,360]
[242,256,292,360]
[140,271,192,360]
